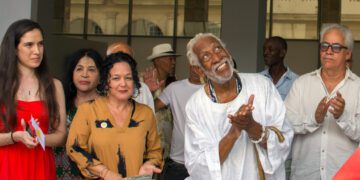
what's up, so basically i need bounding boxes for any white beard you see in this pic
[204,57,234,84]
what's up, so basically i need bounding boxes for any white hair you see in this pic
[320,23,354,51]
[186,33,226,66]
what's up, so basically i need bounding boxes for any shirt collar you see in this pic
[264,66,294,80]
[313,67,356,81]
[283,67,296,80]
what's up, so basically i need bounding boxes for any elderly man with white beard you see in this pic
[183,33,294,180]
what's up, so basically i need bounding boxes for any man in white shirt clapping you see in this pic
[285,23,360,180]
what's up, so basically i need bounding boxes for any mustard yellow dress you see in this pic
[66,97,162,178]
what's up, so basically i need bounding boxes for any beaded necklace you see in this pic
[208,74,242,103]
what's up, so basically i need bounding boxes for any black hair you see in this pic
[63,48,103,111]
[268,36,287,51]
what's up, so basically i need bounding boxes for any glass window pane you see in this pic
[131,0,174,36]
[341,0,360,40]
[53,0,85,34]
[177,0,185,36]
[207,0,222,37]
[88,0,129,35]
[54,0,129,35]
[53,0,69,33]
[269,0,318,39]
[266,0,270,38]
[178,0,222,37]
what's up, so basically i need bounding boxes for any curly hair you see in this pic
[99,52,141,98]
[63,48,103,111]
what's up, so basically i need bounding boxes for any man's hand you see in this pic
[138,161,161,176]
[315,97,331,123]
[228,95,255,131]
[143,66,164,92]
[329,91,345,119]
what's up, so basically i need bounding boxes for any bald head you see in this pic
[106,42,133,57]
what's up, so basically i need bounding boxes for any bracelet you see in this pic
[10,132,15,143]
[259,127,270,145]
[250,125,267,144]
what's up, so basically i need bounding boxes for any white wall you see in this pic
[0,0,31,39]
[285,40,319,75]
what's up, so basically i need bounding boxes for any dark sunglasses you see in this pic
[320,42,348,53]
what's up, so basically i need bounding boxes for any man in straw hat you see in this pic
[144,43,180,96]
[143,43,181,164]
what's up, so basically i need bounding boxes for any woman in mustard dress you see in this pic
[67,52,162,179]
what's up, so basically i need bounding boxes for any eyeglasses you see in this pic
[320,42,348,53]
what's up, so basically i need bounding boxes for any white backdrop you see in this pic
[0,0,31,40]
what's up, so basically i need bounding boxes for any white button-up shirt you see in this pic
[285,68,360,180]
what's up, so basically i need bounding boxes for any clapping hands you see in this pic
[228,95,255,132]
[315,91,345,123]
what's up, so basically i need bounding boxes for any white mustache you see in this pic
[212,58,230,72]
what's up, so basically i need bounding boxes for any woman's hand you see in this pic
[90,165,123,180]
[138,161,161,176]
[13,119,38,149]
[103,170,123,180]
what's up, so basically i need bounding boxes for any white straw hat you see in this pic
[146,43,180,61]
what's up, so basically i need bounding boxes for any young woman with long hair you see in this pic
[0,19,66,180]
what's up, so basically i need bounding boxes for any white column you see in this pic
[105,12,118,34]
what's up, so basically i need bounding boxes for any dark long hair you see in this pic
[0,19,59,132]
[64,48,103,111]
[99,52,141,96]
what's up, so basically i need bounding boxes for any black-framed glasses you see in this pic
[320,42,348,53]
